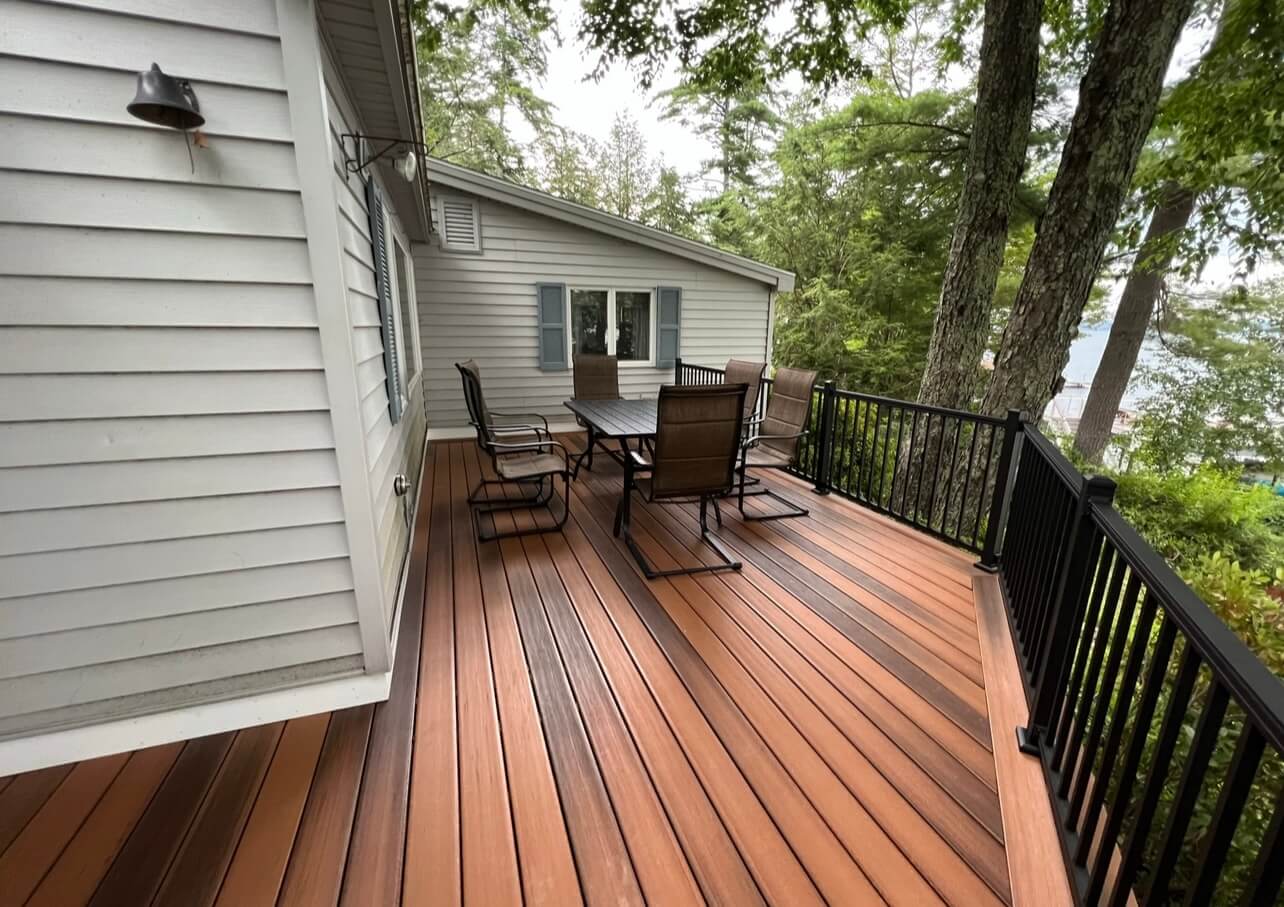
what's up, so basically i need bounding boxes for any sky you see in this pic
[513,1,1273,396]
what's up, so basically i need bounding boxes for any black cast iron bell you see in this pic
[127,63,204,130]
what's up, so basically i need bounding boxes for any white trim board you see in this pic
[425,157,796,292]
[278,0,391,673]
[0,669,391,776]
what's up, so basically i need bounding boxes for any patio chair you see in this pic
[736,366,819,520]
[614,383,747,578]
[456,360,571,542]
[571,353,620,473]
[724,358,767,429]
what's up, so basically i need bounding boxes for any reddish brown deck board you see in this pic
[460,446,581,906]
[0,753,127,906]
[26,744,181,907]
[602,487,1010,902]
[451,442,523,905]
[0,437,1071,906]
[0,764,73,855]
[216,714,329,907]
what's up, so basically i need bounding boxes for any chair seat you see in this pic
[744,445,793,468]
[497,451,565,480]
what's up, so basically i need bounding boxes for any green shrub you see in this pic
[1110,468,1284,575]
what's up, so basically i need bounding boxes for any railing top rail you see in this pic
[830,387,1006,425]
[1090,500,1284,750]
[1020,423,1083,493]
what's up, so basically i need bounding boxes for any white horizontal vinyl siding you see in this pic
[0,0,365,737]
[415,190,774,428]
[323,48,425,632]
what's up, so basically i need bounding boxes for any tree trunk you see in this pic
[980,0,1196,422]
[1072,183,1197,462]
[916,0,1042,410]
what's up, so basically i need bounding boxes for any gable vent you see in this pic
[438,196,480,252]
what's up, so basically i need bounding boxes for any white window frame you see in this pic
[384,208,421,407]
[567,287,656,367]
[434,193,482,253]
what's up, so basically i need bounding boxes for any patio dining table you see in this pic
[562,397,657,477]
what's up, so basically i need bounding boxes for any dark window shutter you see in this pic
[366,178,402,424]
[656,286,681,369]
[536,283,567,370]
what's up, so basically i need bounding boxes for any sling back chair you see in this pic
[456,360,571,542]
[724,358,767,430]
[737,366,819,520]
[571,352,620,474]
[614,383,747,578]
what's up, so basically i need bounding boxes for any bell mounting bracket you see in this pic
[341,133,427,175]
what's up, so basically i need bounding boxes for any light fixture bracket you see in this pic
[341,133,427,176]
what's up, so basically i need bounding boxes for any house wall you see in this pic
[322,46,426,632]
[415,188,775,429]
[0,0,368,739]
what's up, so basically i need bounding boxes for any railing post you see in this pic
[976,409,1024,572]
[674,356,684,386]
[812,380,837,495]
[1018,474,1117,756]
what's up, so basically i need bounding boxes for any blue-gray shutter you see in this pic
[656,286,681,369]
[366,178,403,424]
[536,283,567,370]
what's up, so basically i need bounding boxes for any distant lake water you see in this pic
[1062,321,1162,410]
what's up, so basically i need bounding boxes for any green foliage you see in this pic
[754,88,1012,397]
[576,0,911,91]
[537,129,604,206]
[1139,0,1284,276]
[657,72,780,191]
[594,112,657,220]
[1111,467,1284,574]
[416,0,557,180]
[1128,282,1284,475]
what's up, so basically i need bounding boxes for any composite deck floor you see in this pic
[0,438,1018,906]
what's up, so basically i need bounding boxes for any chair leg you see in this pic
[474,471,571,542]
[739,479,810,520]
[622,494,741,578]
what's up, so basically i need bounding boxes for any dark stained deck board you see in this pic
[459,447,582,906]
[153,721,284,906]
[216,713,330,906]
[0,753,128,905]
[0,764,73,855]
[88,732,234,905]
[492,502,648,904]
[604,469,1003,809]
[578,471,1010,900]
[0,438,1026,906]
[571,469,992,905]
[451,443,525,905]
[339,437,435,907]
[403,442,462,906]
[26,744,183,907]
[277,704,374,905]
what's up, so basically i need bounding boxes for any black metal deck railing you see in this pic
[677,359,1284,905]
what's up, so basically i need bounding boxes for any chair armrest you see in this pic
[491,410,550,431]
[742,428,808,449]
[489,438,569,462]
[626,450,653,471]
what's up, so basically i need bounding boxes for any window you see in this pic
[568,288,654,364]
[392,236,418,388]
[435,194,481,252]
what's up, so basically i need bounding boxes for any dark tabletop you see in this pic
[563,398,657,439]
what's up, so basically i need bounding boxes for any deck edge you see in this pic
[972,570,1074,907]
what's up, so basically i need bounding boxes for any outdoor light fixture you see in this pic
[126,63,204,130]
[342,133,426,183]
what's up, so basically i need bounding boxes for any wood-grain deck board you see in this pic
[0,438,1043,906]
